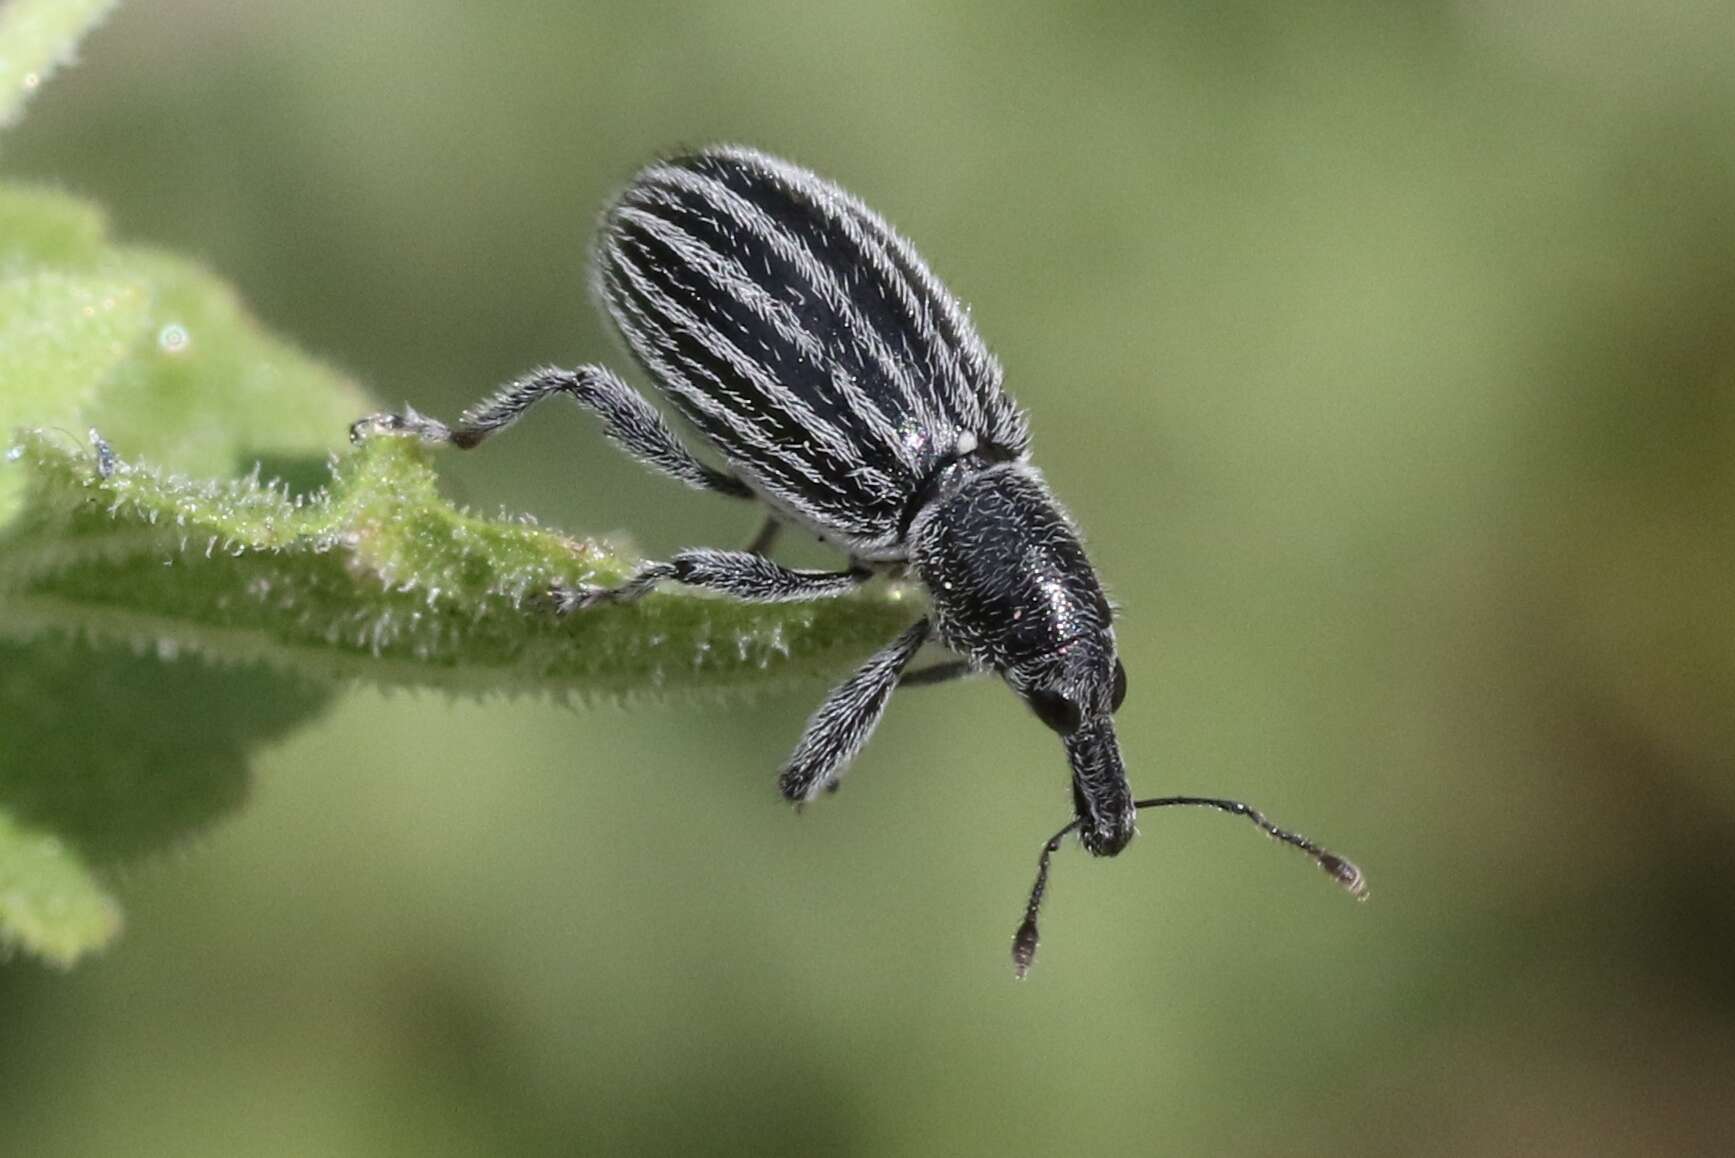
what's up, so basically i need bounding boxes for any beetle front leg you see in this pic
[777,619,931,802]
[558,548,869,611]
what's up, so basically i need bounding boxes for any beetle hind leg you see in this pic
[351,364,753,499]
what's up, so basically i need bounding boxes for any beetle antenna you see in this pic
[1011,795,1366,978]
[1011,817,1081,978]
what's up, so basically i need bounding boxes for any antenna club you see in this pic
[1011,918,1042,978]
[1320,853,1368,900]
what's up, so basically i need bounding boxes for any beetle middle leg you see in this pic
[558,548,870,611]
[743,514,782,555]
[351,364,753,500]
[898,659,976,688]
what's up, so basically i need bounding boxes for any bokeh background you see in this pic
[5,1,1735,1154]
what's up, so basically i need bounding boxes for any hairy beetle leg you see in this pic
[551,549,871,613]
[778,619,932,801]
[352,365,753,500]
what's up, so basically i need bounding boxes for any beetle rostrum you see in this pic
[352,145,1366,974]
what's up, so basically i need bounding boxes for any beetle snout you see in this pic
[1078,806,1136,856]
[1063,717,1136,857]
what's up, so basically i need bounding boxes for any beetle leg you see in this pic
[557,548,870,611]
[742,514,782,555]
[778,619,931,802]
[350,364,753,499]
[898,659,978,688]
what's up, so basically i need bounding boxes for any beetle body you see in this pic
[353,146,1369,972]
[594,147,1133,851]
[357,145,1135,857]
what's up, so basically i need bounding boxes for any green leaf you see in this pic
[0,264,148,516]
[2,429,917,697]
[0,0,120,132]
[0,808,121,968]
[0,182,917,965]
[0,178,374,963]
[0,635,328,865]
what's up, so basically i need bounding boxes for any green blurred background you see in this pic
[5,1,1735,1154]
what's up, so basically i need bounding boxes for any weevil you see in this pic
[353,146,1365,974]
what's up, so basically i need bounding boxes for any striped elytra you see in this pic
[595,147,1028,559]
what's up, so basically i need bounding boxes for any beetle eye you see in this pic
[1027,688,1084,734]
[1111,660,1127,713]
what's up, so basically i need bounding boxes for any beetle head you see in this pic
[1011,642,1134,856]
